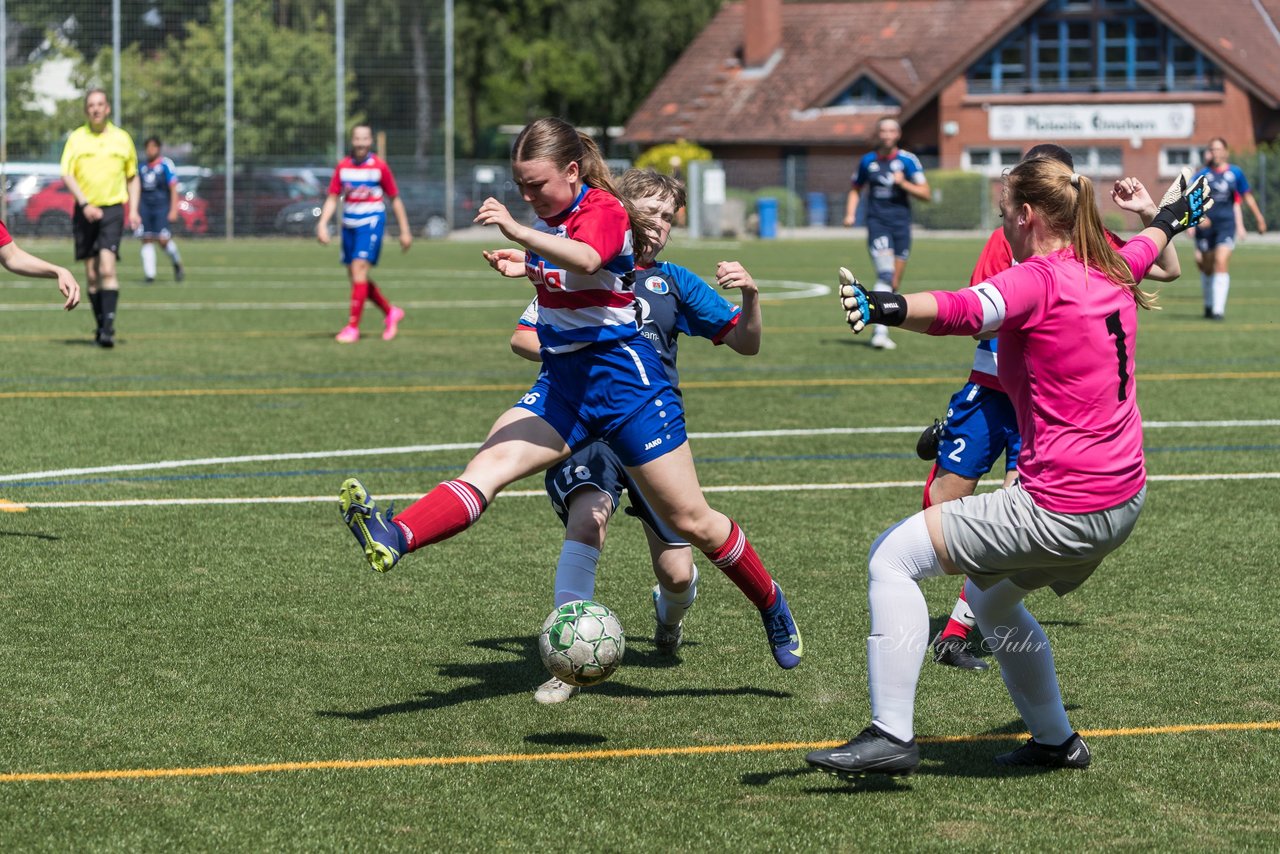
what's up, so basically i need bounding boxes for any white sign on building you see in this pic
[989,104,1194,140]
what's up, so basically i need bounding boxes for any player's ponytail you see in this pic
[512,117,658,262]
[1008,158,1158,310]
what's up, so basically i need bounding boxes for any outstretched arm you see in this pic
[0,242,80,310]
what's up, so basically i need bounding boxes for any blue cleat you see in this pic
[338,477,407,572]
[760,583,803,669]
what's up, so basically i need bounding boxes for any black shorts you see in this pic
[73,203,126,261]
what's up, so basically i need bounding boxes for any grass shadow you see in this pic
[0,530,61,540]
[315,634,791,720]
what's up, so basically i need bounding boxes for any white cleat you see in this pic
[534,676,580,705]
[870,334,897,350]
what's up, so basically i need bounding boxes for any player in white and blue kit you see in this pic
[510,168,763,703]
[136,136,184,283]
[1191,137,1267,319]
[336,120,801,676]
[843,118,930,350]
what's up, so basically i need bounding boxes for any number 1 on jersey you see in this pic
[1105,310,1129,402]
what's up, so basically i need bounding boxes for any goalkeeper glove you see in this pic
[838,267,907,333]
[1150,168,1214,240]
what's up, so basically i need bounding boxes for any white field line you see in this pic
[2,420,1277,485]
[9,472,1280,510]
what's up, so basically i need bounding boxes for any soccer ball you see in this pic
[538,599,625,687]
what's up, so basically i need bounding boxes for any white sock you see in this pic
[140,243,157,280]
[1211,273,1230,317]
[870,281,893,339]
[866,513,944,743]
[1200,271,1212,310]
[553,541,600,608]
[965,578,1073,746]
[655,564,698,626]
[165,241,182,265]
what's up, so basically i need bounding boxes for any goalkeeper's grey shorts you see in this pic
[941,481,1145,597]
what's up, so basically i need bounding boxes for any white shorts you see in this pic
[941,481,1145,596]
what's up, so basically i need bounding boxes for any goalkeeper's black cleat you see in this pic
[806,725,919,778]
[995,733,1091,769]
[916,419,944,461]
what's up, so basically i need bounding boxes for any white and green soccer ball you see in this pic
[538,599,625,687]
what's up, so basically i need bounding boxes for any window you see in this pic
[1160,146,1203,177]
[968,0,1222,94]
[827,76,899,109]
[963,147,1025,176]
[1066,146,1124,176]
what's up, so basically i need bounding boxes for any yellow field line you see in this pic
[2,370,1279,401]
[3,720,1277,784]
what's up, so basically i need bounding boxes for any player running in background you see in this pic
[0,217,81,309]
[137,136,185,284]
[509,168,763,703]
[1191,137,1267,320]
[806,158,1209,777]
[316,124,412,343]
[336,117,801,671]
[842,118,930,351]
[923,144,1182,671]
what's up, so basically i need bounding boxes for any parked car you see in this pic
[194,171,325,236]
[16,176,208,237]
[270,179,475,239]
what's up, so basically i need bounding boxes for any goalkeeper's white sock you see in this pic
[870,281,894,340]
[655,564,698,626]
[1200,271,1212,311]
[866,513,944,743]
[1211,272,1230,317]
[553,540,599,608]
[164,240,183,265]
[966,578,1073,746]
[140,243,157,280]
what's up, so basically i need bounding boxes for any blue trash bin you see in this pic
[806,192,828,227]
[757,197,778,239]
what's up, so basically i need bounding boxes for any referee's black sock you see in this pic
[89,291,103,330]
[100,290,119,333]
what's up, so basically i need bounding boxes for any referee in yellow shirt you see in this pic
[61,88,140,348]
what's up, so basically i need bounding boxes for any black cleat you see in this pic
[98,326,115,348]
[916,419,944,461]
[144,277,155,284]
[174,264,185,283]
[1203,306,1212,319]
[806,726,919,778]
[933,635,989,671]
[996,733,1091,769]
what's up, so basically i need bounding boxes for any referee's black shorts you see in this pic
[73,203,126,261]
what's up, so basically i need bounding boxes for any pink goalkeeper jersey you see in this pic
[930,236,1161,514]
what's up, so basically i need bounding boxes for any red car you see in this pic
[22,177,208,237]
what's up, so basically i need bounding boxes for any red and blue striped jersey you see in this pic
[328,153,399,227]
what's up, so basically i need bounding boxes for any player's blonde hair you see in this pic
[1005,157,1158,310]
[511,117,657,260]
[617,168,686,210]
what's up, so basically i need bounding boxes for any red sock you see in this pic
[348,281,370,325]
[939,581,974,641]
[703,519,776,609]
[922,463,939,510]
[391,480,488,552]
[367,281,393,314]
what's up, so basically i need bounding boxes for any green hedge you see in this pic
[912,169,987,230]
[1232,143,1278,232]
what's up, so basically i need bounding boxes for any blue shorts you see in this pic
[545,440,687,546]
[341,218,385,265]
[936,383,1020,479]
[516,336,687,468]
[867,219,912,261]
[139,202,171,239]
[1195,218,1236,253]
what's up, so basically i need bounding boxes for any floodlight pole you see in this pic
[224,0,234,238]
[445,0,455,231]
[1,0,8,223]
[335,0,345,158]
[112,0,120,123]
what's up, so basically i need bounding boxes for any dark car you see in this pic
[271,179,475,239]
[194,172,324,235]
